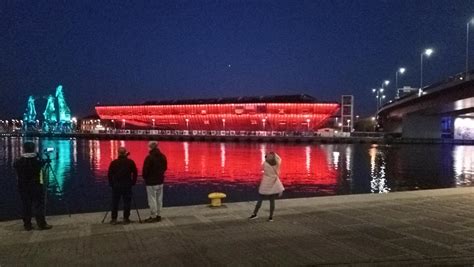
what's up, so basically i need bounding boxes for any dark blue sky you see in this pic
[1,0,473,117]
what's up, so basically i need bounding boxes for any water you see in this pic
[0,137,473,221]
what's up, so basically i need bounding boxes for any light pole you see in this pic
[185,118,189,131]
[262,118,266,131]
[306,118,310,132]
[380,80,389,108]
[372,87,385,111]
[466,18,474,79]
[152,118,155,129]
[395,68,406,99]
[420,48,434,95]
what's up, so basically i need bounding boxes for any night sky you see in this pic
[1,0,473,118]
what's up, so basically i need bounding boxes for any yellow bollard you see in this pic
[208,192,227,207]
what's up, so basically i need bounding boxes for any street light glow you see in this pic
[384,80,390,86]
[380,88,384,92]
[372,88,376,93]
[424,48,434,56]
[399,68,406,74]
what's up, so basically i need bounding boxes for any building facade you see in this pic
[95,95,340,133]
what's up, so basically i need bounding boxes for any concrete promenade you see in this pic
[2,187,474,266]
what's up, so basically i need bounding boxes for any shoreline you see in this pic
[1,132,473,145]
[2,187,473,225]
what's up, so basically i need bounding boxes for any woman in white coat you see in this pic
[249,152,284,222]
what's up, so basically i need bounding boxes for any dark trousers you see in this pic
[18,184,46,227]
[111,187,132,220]
[253,194,278,218]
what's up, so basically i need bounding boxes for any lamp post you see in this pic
[185,118,189,131]
[380,80,389,108]
[395,68,406,99]
[306,118,310,132]
[466,18,474,79]
[262,118,266,131]
[420,48,434,95]
[222,118,226,131]
[152,118,155,129]
[372,87,385,111]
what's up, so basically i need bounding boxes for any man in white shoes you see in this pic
[142,141,167,223]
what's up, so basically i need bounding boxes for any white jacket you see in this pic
[258,153,285,195]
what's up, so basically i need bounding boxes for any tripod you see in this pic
[101,189,142,224]
[42,154,71,217]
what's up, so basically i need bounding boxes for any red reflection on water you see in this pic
[89,141,338,193]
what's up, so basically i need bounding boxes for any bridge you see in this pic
[378,72,474,139]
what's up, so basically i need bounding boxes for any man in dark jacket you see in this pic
[108,147,137,225]
[142,141,167,223]
[13,142,52,231]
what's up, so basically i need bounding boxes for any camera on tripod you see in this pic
[42,147,55,163]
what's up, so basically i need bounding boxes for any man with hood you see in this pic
[142,141,167,223]
[108,147,137,225]
[13,141,52,231]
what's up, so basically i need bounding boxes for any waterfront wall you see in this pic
[1,132,473,145]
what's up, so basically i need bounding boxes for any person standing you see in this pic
[249,152,284,222]
[142,141,167,223]
[13,142,52,231]
[108,147,137,225]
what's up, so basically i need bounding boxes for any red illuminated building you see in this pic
[95,94,339,132]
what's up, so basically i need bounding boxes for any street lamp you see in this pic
[262,118,266,131]
[420,48,434,95]
[395,67,406,99]
[306,118,310,132]
[372,87,385,111]
[466,18,474,79]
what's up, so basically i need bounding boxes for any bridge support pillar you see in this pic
[402,114,442,139]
